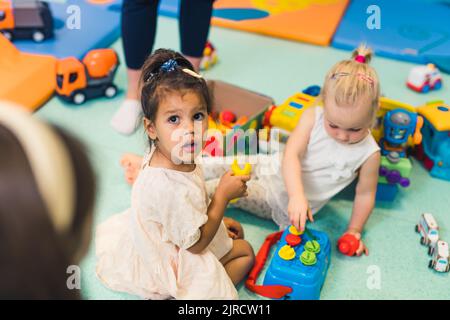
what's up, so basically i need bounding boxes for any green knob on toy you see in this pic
[305,240,320,254]
[300,251,317,266]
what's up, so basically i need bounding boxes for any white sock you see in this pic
[110,99,142,135]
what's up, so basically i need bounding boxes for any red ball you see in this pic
[220,110,236,124]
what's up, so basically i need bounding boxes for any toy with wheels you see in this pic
[407,64,442,94]
[416,213,439,247]
[246,225,330,300]
[55,48,119,105]
[415,101,450,182]
[0,0,54,43]
[428,240,450,273]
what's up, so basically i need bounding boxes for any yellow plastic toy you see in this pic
[269,92,317,132]
[278,245,296,261]
[229,159,251,204]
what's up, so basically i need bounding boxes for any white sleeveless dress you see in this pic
[257,106,381,227]
[95,147,236,300]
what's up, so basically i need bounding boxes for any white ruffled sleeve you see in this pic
[137,170,209,250]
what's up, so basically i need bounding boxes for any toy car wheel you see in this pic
[104,85,117,98]
[433,81,442,90]
[428,260,434,269]
[422,85,430,93]
[428,246,434,256]
[2,31,12,41]
[446,265,450,273]
[415,225,419,233]
[32,31,45,43]
[420,237,426,245]
[72,92,86,105]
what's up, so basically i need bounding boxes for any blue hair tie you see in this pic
[160,59,178,73]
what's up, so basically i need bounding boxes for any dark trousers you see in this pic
[122,0,215,69]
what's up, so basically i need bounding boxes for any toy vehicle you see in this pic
[416,213,439,247]
[246,226,330,300]
[415,101,450,181]
[407,64,442,93]
[55,48,119,105]
[379,109,423,158]
[428,240,450,273]
[0,0,53,42]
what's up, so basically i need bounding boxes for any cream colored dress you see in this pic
[95,148,236,300]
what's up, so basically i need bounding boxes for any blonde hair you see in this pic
[321,44,380,126]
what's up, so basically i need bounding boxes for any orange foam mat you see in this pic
[211,0,350,46]
[0,34,56,111]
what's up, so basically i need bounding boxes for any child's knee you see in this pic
[235,239,255,263]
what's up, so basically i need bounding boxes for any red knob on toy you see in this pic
[337,234,360,256]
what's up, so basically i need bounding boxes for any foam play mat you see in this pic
[0,34,55,111]
[332,0,450,73]
[210,0,350,46]
[13,0,122,59]
[158,0,349,46]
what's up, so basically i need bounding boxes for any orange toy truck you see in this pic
[55,49,120,105]
[0,0,53,42]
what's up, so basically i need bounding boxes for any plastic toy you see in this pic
[0,33,56,110]
[246,225,330,300]
[55,48,119,105]
[428,240,450,273]
[372,97,417,144]
[200,41,218,71]
[375,183,398,202]
[378,155,412,188]
[219,110,236,126]
[416,213,439,247]
[229,159,251,204]
[267,92,316,132]
[0,0,53,42]
[302,85,321,97]
[415,101,450,181]
[407,64,442,93]
[379,109,423,158]
[337,234,360,256]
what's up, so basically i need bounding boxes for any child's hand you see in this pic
[216,171,250,203]
[223,217,244,239]
[288,195,313,232]
[343,230,369,256]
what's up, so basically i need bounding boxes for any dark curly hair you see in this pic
[140,49,212,145]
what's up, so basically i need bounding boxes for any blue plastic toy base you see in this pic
[263,228,331,300]
[376,183,399,201]
[13,0,122,59]
[331,0,450,73]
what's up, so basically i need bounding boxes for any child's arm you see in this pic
[188,172,250,254]
[346,151,381,255]
[282,107,316,231]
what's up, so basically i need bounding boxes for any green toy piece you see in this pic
[305,240,321,254]
[300,250,317,266]
[378,155,412,184]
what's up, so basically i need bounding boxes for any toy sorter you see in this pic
[246,226,331,300]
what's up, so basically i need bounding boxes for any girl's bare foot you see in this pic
[120,153,144,185]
